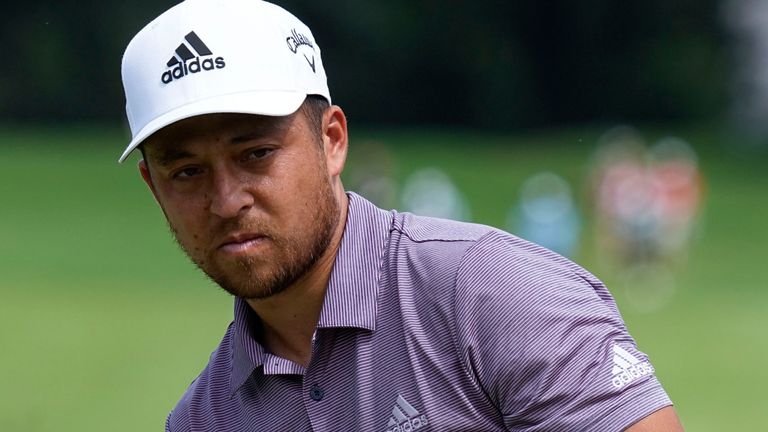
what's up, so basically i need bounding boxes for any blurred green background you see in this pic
[2,0,767,431]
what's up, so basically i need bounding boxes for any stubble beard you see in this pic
[171,178,340,300]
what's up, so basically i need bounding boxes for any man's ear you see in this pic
[322,105,348,178]
[138,159,160,202]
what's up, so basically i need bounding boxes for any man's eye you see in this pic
[172,166,203,179]
[244,148,274,161]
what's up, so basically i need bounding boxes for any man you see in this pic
[119,0,685,430]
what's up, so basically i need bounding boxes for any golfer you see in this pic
[119,0,685,430]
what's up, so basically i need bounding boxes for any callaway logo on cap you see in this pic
[119,0,331,163]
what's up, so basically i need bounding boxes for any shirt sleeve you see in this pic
[454,231,672,431]
[165,412,174,432]
[165,398,190,432]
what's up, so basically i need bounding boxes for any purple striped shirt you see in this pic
[166,192,672,431]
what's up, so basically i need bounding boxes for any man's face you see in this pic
[139,109,342,299]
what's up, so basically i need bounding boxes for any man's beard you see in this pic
[170,178,340,300]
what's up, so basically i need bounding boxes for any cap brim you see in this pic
[118,90,307,163]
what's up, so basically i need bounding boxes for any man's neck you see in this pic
[245,191,348,368]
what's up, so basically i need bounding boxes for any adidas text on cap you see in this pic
[119,0,331,163]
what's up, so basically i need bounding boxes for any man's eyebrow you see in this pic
[152,149,195,167]
[230,130,271,145]
[230,118,291,144]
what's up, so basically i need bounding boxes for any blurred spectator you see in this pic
[400,168,472,221]
[508,171,581,258]
[590,127,704,270]
[589,127,705,312]
[591,126,654,266]
[648,137,704,261]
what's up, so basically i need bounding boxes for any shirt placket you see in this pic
[302,329,329,431]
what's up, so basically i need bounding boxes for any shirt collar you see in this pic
[317,192,392,330]
[229,192,393,394]
[230,298,266,394]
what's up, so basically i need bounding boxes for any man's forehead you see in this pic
[143,112,295,156]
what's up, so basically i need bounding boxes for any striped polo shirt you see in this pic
[166,192,672,431]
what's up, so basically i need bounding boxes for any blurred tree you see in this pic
[0,0,727,131]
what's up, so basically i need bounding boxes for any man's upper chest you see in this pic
[235,320,504,432]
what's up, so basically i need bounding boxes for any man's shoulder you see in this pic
[391,211,497,244]
[389,212,615,321]
[165,322,237,432]
[384,212,503,290]
[389,211,575,277]
[383,211,583,311]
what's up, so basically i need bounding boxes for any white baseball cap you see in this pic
[118,0,331,162]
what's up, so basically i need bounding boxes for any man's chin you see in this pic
[212,276,282,300]
[202,263,291,300]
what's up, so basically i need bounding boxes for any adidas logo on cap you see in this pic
[161,31,225,84]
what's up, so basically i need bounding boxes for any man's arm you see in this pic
[625,406,684,432]
[454,232,680,431]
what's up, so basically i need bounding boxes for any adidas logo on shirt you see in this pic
[161,31,225,84]
[385,394,429,432]
[611,344,655,389]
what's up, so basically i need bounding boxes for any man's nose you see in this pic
[208,171,254,218]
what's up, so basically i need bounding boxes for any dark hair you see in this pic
[300,94,330,142]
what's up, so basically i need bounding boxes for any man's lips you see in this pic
[218,233,268,254]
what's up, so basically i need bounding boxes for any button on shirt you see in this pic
[166,193,672,431]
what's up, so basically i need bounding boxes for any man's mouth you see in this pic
[218,233,268,255]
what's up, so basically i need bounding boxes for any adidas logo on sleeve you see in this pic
[161,31,225,84]
[610,344,655,389]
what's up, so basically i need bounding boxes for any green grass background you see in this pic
[1,124,766,430]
